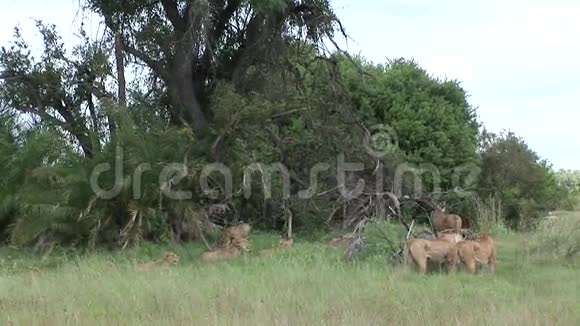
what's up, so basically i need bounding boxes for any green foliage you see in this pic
[1,233,579,324]
[555,169,580,210]
[361,220,407,257]
[0,22,112,157]
[529,211,580,260]
[0,105,212,249]
[0,2,567,249]
[478,131,564,228]
[341,57,480,191]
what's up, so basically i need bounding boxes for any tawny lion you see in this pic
[403,232,463,274]
[449,233,497,274]
[431,205,462,233]
[325,234,354,247]
[200,246,243,262]
[258,237,294,256]
[223,223,251,246]
[279,237,293,248]
[200,236,250,262]
[135,251,180,271]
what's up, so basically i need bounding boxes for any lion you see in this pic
[403,232,463,274]
[200,246,243,262]
[135,251,180,271]
[259,237,294,256]
[200,234,250,262]
[231,236,251,252]
[279,237,293,248]
[223,223,251,246]
[431,205,462,233]
[449,233,497,274]
[325,234,354,247]
[437,229,464,243]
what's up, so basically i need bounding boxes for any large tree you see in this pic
[85,0,343,133]
[0,23,112,157]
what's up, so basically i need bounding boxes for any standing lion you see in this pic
[449,233,497,273]
[403,232,463,274]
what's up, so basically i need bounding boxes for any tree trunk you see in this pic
[114,32,126,107]
[169,51,208,132]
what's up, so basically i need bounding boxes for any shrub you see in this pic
[478,131,564,229]
[471,196,510,236]
[361,219,409,259]
[529,212,580,260]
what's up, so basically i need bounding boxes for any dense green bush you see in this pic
[478,131,565,228]
[341,57,480,191]
[555,169,580,210]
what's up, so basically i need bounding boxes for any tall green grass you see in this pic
[528,211,580,259]
[473,196,510,236]
[0,229,578,325]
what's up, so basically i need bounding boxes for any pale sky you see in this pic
[1,0,579,170]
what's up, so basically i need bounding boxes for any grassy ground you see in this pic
[0,222,579,325]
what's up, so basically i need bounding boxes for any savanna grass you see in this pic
[0,227,578,325]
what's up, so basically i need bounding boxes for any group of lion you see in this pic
[136,206,496,274]
[136,222,293,270]
[404,206,497,274]
[199,223,253,262]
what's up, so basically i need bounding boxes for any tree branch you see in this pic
[212,0,241,41]
[14,105,67,128]
[121,39,169,80]
[161,0,186,32]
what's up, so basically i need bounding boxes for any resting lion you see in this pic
[135,251,180,271]
[223,223,251,246]
[200,246,243,262]
[325,234,354,247]
[449,233,497,273]
[259,237,294,256]
[200,235,250,262]
[231,236,251,252]
[403,232,463,274]
[279,237,293,248]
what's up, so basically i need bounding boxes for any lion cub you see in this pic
[135,251,180,271]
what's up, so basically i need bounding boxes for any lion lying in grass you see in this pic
[223,223,251,247]
[135,251,180,271]
[403,232,463,274]
[325,234,354,247]
[258,237,294,256]
[449,233,497,273]
[200,237,250,262]
[200,246,243,262]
